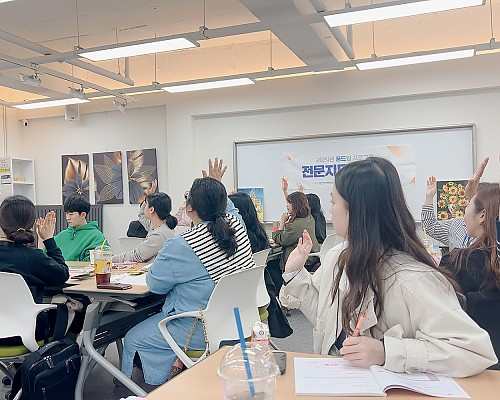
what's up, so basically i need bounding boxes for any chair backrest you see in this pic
[0,272,53,352]
[253,249,272,308]
[253,248,271,267]
[174,225,190,235]
[466,290,500,367]
[203,265,264,352]
[118,237,144,253]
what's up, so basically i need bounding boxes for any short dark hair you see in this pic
[64,195,90,214]
[0,195,36,245]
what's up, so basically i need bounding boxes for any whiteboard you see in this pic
[234,126,475,222]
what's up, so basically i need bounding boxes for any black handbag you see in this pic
[10,305,81,400]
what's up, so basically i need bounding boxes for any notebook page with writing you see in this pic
[294,358,385,396]
[369,366,470,398]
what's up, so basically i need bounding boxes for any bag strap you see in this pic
[52,303,69,341]
[183,309,210,355]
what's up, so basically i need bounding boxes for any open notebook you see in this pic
[294,358,469,398]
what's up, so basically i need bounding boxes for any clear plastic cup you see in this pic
[218,344,280,400]
[94,245,112,285]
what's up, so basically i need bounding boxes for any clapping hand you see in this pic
[36,211,56,241]
[202,157,227,181]
[284,229,313,273]
[145,179,157,196]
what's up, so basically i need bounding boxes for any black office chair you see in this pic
[465,289,500,370]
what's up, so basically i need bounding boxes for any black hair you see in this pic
[187,177,237,257]
[146,192,178,229]
[229,192,270,253]
[0,195,36,245]
[64,195,90,215]
[127,220,148,238]
[306,193,327,244]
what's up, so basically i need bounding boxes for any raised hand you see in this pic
[465,157,489,199]
[37,211,56,241]
[281,176,288,193]
[340,336,385,368]
[284,229,313,273]
[202,157,227,181]
[145,178,157,196]
[425,176,437,199]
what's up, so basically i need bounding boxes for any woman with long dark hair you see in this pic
[113,191,177,263]
[121,159,255,386]
[442,182,500,293]
[280,157,496,377]
[306,193,326,244]
[228,192,269,253]
[229,191,293,338]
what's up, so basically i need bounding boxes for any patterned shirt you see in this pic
[421,205,471,251]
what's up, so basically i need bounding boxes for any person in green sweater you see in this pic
[53,195,106,261]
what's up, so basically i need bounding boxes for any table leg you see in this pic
[75,302,147,399]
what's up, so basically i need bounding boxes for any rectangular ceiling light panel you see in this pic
[13,98,89,110]
[80,38,196,61]
[356,48,475,70]
[162,78,254,93]
[325,0,485,27]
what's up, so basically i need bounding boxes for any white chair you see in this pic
[309,234,338,264]
[158,265,265,368]
[0,272,58,400]
[174,225,190,235]
[118,237,144,253]
[253,249,271,308]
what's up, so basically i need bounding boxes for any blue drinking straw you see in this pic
[233,307,255,398]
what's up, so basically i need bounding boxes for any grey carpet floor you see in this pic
[0,310,313,399]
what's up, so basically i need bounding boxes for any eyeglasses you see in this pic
[184,191,189,200]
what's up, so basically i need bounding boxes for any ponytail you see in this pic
[207,214,237,257]
[165,214,178,230]
[8,228,35,245]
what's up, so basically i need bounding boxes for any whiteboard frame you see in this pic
[233,124,476,221]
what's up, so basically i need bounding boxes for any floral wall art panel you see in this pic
[436,180,468,220]
[93,151,124,204]
[126,148,158,204]
[62,154,90,203]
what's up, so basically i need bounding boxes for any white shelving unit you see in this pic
[0,157,36,203]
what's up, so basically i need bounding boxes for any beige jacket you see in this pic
[280,242,497,377]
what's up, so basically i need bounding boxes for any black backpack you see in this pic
[9,305,81,400]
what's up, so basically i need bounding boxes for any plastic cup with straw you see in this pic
[233,307,255,398]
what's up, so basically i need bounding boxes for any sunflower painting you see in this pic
[62,154,90,203]
[436,180,468,220]
[93,151,123,204]
[126,148,158,204]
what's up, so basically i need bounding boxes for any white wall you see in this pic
[9,53,500,251]
[14,106,168,251]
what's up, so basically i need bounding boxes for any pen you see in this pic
[352,308,368,337]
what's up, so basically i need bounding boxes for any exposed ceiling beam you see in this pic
[0,28,134,86]
[0,52,135,102]
[240,0,339,66]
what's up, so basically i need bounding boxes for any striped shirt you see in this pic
[421,205,472,251]
[181,213,254,283]
[496,219,500,258]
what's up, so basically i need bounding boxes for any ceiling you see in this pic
[0,0,499,107]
